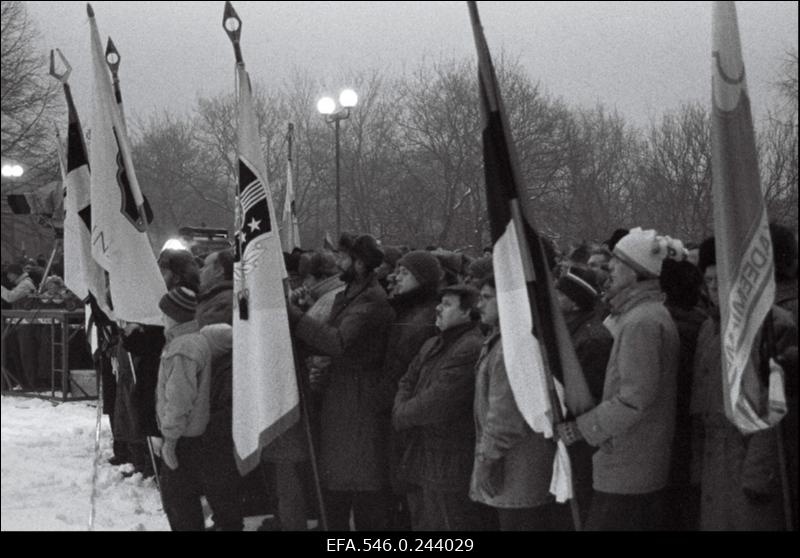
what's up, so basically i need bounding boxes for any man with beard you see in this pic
[287,233,395,531]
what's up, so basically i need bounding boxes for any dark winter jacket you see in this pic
[376,289,440,413]
[691,305,796,530]
[564,308,613,403]
[294,272,396,491]
[121,325,166,438]
[196,280,233,327]
[393,322,483,492]
[195,281,234,444]
[664,304,707,488]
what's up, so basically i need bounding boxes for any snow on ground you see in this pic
[1,394,169,531]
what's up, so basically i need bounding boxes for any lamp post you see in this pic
[317,89,357,238]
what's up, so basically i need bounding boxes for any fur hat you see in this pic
[397,250,443,289]
[158,286,197,323]
[613,227,686,278]
[556,267,600,310]
[339,233,384,272]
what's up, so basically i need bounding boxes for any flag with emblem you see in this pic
[87,5,165,325]
[232,61,300,475]
[468,1,595,504]
[711,1,784,433]
[59,77,112,318]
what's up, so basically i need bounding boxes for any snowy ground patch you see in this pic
[1,395,169,531]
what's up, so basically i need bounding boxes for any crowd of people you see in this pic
[1,256,90,391]
[2,222,797,532]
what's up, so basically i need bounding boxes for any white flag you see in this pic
[88,7,165,325]
[232,64,300,475]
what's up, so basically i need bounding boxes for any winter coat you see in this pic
[294,273,396,491]
[377,290,440,413]
[564,308,613,515]
[377,290,439,493]
[690,306,796,530]
[122,325,166,437]
[564,308,613,403]
[196,280,233,327]
[470,330,555,508]
[156,321,231,441]
[393,322,483,492]
[1,273,36,305]
[575,280,680,495]
[664,304,707,488]
[195,282,235,446]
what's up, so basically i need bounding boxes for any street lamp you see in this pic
[317,88,358,238]
[1,163,24,178]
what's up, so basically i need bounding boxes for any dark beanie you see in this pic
[556,267,600,311]
[382,245,403,268]
[467,256,493,282]
[339,233,384,271]
[397,250,443,289]
[158,286,197,323]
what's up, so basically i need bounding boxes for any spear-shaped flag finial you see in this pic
[105,37,120,76]
[87,3,94,18]
[49,48,72,84]
[223,1,243,63]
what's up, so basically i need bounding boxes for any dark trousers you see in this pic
[323,489,389,531]
[585,489,666,531]
[16,324,50,388]
[159,436,243,531]
[407,486,488,531]
[274,461,309,531]
[496,502,570,531]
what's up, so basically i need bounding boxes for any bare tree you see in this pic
[635,103,712,242]
[1,0,60,186]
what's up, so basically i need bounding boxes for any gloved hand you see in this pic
[556,421,583,446]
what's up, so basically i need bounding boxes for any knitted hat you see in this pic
[158,286,197,323]
[556,267,600,311]
[467,256,493,283]
[397,250,443,289]
[613,227,686,278]
[339,233,384,271]
[382,245,403,269]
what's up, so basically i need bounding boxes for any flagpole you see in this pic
[761,312,794,530]
[510,202,583,531]
[223,1,327,529]
[467,0,583,530]
[104,36,150,232]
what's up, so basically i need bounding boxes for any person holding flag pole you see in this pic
[688,1,797,531]
[466,1,596,531]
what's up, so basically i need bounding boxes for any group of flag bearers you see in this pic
[50,1,795,531]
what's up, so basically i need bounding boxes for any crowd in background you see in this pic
[1,222,797,532]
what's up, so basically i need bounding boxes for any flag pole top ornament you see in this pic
[223,1,243,63]
[49,48,72,84]
[86,3,94,18]
[712,1,747,112]
[105,38,121,76]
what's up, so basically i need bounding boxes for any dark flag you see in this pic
[468,1,594,502]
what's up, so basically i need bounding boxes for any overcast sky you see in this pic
[26,1,798,130]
